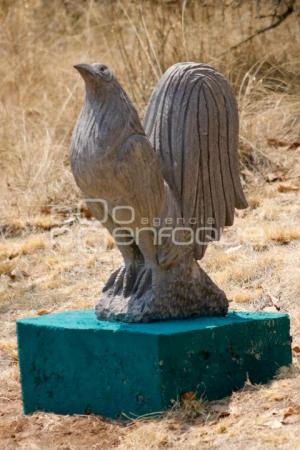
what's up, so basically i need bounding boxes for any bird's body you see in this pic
[70,62,247,322]
[71,71,163,223]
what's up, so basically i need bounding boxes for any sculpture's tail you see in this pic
[144,62,247,260]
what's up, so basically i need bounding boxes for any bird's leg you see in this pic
[112,240,145,297]
[127,228,157,297]
[96,227,157,321]
[86,201,145,297]
[104,235,144,297]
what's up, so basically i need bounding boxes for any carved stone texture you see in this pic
[70,62,248,322]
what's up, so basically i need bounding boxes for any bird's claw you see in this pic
[102,263,152,299]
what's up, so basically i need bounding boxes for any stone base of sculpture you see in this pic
[96,261,229,322]
[17,310,291,419]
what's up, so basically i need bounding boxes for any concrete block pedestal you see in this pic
[17,310,292,419]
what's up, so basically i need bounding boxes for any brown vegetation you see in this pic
[1,0,300,448]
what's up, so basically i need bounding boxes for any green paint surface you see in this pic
[17,310,292,419]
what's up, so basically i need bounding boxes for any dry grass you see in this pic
[0,236,46,260]
[1,0,300,222]
[1,0,300,449]
[264,225,300,244]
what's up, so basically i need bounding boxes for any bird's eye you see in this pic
[97,65,112,81]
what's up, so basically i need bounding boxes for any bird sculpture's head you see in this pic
[74,62,145,135]
[74,63,117,99]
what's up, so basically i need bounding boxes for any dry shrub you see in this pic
[0,341,18,363]
[0,236,46,262]
[0,259,16,275]
[265,225,300,244]
[248,195,261,209]
[278,183,300,193]
[0,0,299,221]
[201,250,238,272]
[231,287,264,304]
[18,236,46,255]
[169,395,208,421]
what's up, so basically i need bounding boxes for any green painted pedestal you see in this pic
[17,310,292,419]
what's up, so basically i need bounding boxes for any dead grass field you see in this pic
[1,0,300,449]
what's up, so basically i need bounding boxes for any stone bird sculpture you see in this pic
[70,62,248,322]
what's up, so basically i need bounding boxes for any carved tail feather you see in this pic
[144,62,248,260]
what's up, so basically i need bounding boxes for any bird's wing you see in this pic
[144,62,248,260]
[115,134,165,227]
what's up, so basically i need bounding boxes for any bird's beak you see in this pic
[73,64,96,79]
